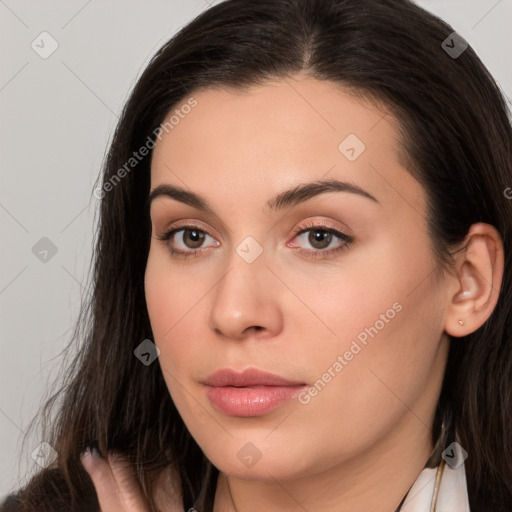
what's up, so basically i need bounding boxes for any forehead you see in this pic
[150,76,425,217]
[154,77,395,157]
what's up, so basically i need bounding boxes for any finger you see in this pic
[107,452,149,511]
[80,448,147,512]
[81,448,124,511]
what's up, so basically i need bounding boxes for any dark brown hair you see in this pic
[3,0,511,510]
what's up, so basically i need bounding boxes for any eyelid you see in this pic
[290,218,349,236]
[156,218,219,240]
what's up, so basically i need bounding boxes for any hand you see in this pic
[81,448,149,512]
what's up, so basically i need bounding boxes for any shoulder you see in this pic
[0,491,100,512]
[0,467,99,512]
[1,493,22,512]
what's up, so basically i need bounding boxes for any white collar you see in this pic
[401,459,471,512]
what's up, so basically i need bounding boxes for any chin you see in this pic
[203,441,316,481]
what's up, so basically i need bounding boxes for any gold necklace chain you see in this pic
[429,458,446,512]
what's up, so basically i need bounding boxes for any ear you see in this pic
[444,223,504,337]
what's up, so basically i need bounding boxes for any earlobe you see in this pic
[444,223,504,338]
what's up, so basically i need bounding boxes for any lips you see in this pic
[203,368,305,387]
[203,368,307,417]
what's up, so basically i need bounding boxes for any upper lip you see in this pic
[203,368,306,387]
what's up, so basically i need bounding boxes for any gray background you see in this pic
[1,0,511,499]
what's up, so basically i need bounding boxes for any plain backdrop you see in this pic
[1,0,511,500]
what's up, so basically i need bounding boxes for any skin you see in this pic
[81,74,504,511]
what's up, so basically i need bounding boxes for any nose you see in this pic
[209,244,284,341]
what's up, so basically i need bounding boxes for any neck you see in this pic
[213,414,435,512]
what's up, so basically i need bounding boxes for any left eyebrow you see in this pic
[146,178,379,212]
[266,178,379,211]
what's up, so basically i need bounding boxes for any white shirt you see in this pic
[401,459,471,512]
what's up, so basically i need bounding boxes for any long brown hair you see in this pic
[3,0,512,510]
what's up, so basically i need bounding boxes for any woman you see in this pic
[2,0,511,510]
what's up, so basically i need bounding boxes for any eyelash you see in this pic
[155,221,354,260]
[291,221,354,259]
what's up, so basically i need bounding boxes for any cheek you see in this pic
[144,248,203,368]
[145,250,227,443]
[289,232,446,436]
[282,227,439,361]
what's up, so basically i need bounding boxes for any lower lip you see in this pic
[205,385,306,417]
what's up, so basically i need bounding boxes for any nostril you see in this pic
[246,326,266,336]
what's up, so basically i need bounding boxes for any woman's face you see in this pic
[145,75,451,480]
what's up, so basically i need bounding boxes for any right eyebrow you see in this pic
[146,184,214,213]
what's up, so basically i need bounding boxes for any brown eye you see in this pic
[180,229,206,249]
[156,225,219,258]
[308,230,333,249]
[289,222,355,260]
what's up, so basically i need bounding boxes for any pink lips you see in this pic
[203,368,306,417]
